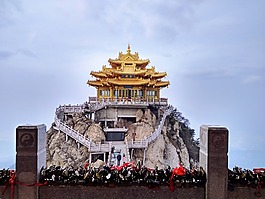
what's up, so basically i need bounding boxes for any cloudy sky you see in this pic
[0,0,264,169]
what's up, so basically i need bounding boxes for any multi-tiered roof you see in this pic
[87,45,169,100]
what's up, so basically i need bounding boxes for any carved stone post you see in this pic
[16,124,46,199]
[199,125,229,199]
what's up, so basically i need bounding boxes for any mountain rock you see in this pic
[46,108,198,169]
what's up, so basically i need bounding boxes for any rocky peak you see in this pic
[46,107,199,170]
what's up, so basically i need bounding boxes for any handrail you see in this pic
[126,106,173,148]
[55,106,111,152]
[89,97,168,105]
[54,102,173,152]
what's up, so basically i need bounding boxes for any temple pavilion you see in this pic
[87,45,170,102]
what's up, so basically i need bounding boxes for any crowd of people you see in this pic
[0,169,11,186]
[38,162,206,188]
[1,164,264,190]
[228,166,265,190]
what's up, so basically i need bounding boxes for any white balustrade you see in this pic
[54,106,111,152]
[54,101,173,152]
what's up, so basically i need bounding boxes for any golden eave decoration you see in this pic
[87,45,170,92]
[108,44,150,68]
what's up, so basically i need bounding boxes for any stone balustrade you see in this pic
[54,101,173,156]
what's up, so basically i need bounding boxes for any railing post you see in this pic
[200,125,228,199]
[16,124,46,199]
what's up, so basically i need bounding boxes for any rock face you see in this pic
[46,108,198,169]
[46,113,105,167]
[46,128,89,168]
[131,117,191,169]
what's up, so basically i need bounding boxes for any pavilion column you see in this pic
[109,87,113,99]
[115,87,118,100]
[157,88,160,100]
[143,148,147,166]
[104,153,106,163]
[143,88,146,100]
[89,153,92,163]
[105,106,107,127]
[97,88,100,99]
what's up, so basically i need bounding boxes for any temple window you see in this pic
[100,90,110,97]
[147,90,155,97]
[114,90,118,98]
[121,74,135,78]
[139,90,143,98]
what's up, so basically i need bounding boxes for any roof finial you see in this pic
[127,44,131,54]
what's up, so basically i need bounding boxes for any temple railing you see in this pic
[56,102,107,114]
[88,97,168,106]
[55,107,112,152]
[126,106,174,148]
[126,139,148,148]
[56,104,84,115]
[54,102,173,152]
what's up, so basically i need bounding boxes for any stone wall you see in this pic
[38,186,204,199]
[1,185,264,199]
[11,124,265,199]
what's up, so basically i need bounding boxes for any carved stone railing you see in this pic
[126,106,174,148]
[56,104,84,114]
[88,97,168,106]
[126,139,148,148]
[146,106,173,144]
[55,106,111,152]
[54,102,173,152]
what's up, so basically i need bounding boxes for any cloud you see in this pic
[0,49,36,60]
[0,0,22,28]
[241,75,261,84]
[16,49,36,58]
[0,51,14,60]
[83,0,204,42]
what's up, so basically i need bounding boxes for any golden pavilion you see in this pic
[87,45,170,101]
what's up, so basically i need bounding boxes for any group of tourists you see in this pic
[0,169,11,186]
[228,166,265,190]
[38,162,206,189]
[1,165,264,190]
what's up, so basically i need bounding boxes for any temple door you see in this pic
[128,89,132,99]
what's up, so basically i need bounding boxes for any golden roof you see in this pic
[107,79,149,86]
[154,81,170,87]
[108,44,150,67]
[87,80,103,87]
[90,71,107,78]
[151,72,167,78]
[87,45,170,89]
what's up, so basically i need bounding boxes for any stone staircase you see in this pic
[126,106,174,148]
[54,102,173,164]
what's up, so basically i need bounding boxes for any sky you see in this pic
[0,0,264,169]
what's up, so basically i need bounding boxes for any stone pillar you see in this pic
[199,125,229,199]
[16,124,46,199]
